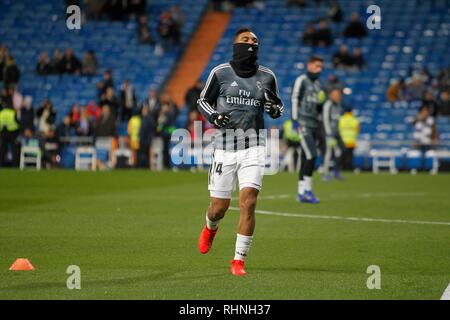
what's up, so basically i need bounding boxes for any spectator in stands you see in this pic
[41,127,60,169]
[313,20,333,47]
[157,93,178,169]
[413,105,438,169]
[332,45,353,69]
[0,88,13,110]
[386,78,408,102]
[36,51,52,76]
[107,0,129,21]
[12,86,23,111]
[85,0,107,21]
[0,103,20,167]
[407,74,426,101]
[19,96,34,132]
[82,50,98,76]
[77,108,92,136]
[86,100,101,121]
[62,48,81,74]
[56,115,73,138]
[3,55,20,90]
[139,26,154,46]
[100,87,120,119]
[344,12,368,38]
[142,88,161,123]
[418,67,432,86]
[137,15,154,46]
[69,104,80,128]
[120,79,136,122]
[130,0,147,16]
[95,105,116,137]
[158,10,177,52]
[328,0,343,23]
[287,0,307,6]
[36,99,56,136]
[170,4,185,45]
[351,47,365,70]
[97,69,114,98]
[185,110,204,140]
[422,89,439,117]
[20,128,39,149]
[324,74,344,93]
[233,0,256,7]
[302,23,316,46]
[185,80,205,113]
[0,44,8,82]
[137,105,154,168]
[50,49,64,74]
[437,90,450,116]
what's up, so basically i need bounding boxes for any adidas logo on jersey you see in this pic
[230,81,239,87]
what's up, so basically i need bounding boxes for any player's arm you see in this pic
[264,73,284,119]
[197,70,229,128]
[322,100,332,136]
[291,75,305,127]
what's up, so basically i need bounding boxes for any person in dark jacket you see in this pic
[185,80,204,112]
[344,12,368,38]
[3,56,20,90]
[36,51,52,75]
[95,105,116,137]
[138,105,155,168]
[19,96,34,132]
[61,48,81,74]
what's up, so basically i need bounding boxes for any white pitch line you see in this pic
[330,192,428,199]
[232,194,291,201]
[228,207,450,227]
[441,283,450,300]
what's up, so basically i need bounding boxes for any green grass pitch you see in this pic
[0,170,449,300]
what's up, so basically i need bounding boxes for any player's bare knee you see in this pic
[209,199,229,220]
[240,193,258,213]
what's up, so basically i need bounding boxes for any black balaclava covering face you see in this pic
[307,71,321,81]
[230,43,259,78]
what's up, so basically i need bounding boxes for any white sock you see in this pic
[298,180,305,195]
[234,234,253,261]
[304,176,312,192]
[206,214,219,230]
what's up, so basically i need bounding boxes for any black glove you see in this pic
[211,112,230,128]
[264,90,284,119]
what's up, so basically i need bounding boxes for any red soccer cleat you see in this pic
[198,226,218,254]
[230,260,247,276]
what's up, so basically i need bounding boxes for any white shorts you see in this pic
[208,146,266,199]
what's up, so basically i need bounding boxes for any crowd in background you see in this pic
[0,0,449,170]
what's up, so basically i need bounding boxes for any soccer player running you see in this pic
[291,55,325,204]
[196,28,284,276]
[322,88,345,181]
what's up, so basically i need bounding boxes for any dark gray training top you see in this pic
[322,99,343,137]
[198,63,282,150]
[291,73,324,129]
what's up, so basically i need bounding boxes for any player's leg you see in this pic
[298,147,306,196]
[298,129,319,203]
[322,139,333,181]
[333,136,345,180]
[230,146,264,276]
[198,149,237,254]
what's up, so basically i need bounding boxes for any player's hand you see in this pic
[327,136,337,147]
[264,92,284,119]
[211,112,230,128]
